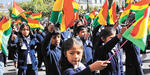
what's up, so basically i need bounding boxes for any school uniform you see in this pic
[12,35,39,75]
[94,36,124,75]
[83,40,94,65]
[41,32,61,75]
[35,32,46,69]
[122,40,144,75]
[62,62,92,75]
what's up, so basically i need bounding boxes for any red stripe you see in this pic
[32,12,42,16]
[112,2,117,23]
[27,18,40,24]
[0,17,8,30]
[130,8,148,37]
[13,1,24,13]
[134,0,149,6]
[102,0,108,20]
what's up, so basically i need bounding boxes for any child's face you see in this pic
[51,34,61,46]
[104,33,116,43]
[21,26,30,37]
[66,44,83,66]
[77,28,87,37]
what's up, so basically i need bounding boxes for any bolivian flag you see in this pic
[89,10,95,19]
[125,0,133,8]
[107,1,117,25]
[32,12,42,21]
[119,3,131,24]
[122,7,149,51]
[131,0,149,12]
[12,1,24,18]
[27,18,44,30]
[96,0,108,26]
[0,17,12,55]
[49,0,63,24]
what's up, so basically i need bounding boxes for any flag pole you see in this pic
[107,19,135,61]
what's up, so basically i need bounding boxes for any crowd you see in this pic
[0,6,147,75]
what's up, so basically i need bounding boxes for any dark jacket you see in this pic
[94,36,124,75]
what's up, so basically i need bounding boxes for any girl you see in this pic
[11,24,39,75]
[94,26,127,75]
[60,37,110,75]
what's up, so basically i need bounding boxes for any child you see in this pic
[41,26,62,75]
[94,27,127,75]
[60,37,110,75]
[75,26,93,65]
[11,24,39,75]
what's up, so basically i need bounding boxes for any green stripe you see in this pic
[135,9,145,21]
[92,17,100,27]
[74,9,78,13]
[35,18,41,21]
[1,27,12,55]
[50,11,62,24]
[106,12,111,25]
[122,25,146,51]
[11,14,19,18]
[119,15,129,24]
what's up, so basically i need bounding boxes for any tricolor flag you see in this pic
[107,1,117,25]
[49,0,63,24]
[61,0,75,32]
[32,12,42,21]
[125,0,133,7]
[119,3,131,24]
[122,7,149,51]
[12,1,24,18]
[14,19,23,25]
[89,10,95,19]
[0,17,12,55]
[95,0,108,26]
[72,1,79,20]
[131,0,149,12]
[27,18,44,30]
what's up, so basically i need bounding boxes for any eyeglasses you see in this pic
[22,29,29,31]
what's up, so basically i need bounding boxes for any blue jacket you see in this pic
[12,35,39,70]
[83,40,94,65]
[42,32,61,75]
[62,63,92,75]
[94,36,124,75]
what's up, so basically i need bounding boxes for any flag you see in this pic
[75,11,79,20]
[122,7,149,51]
[61,0,75,32]
[92,17,100,27]
[32,12,42,21]
[131,0,149,12]
[14,19,23,25]
[97,0,108,25]
[72,1,79,13]
[107,1,117,25]
[12,1,24,18]
[19,12,28,23]
[49,0,63,24]
[89,10,95,19]
[125,0,133,7]
[0,17,12,55]
[60,15,66,32]
[27,18,44,30]
[119,3,131,24]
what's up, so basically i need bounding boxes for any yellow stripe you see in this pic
[131,4,148,11]
[12,8,21,16]
[97,9,107,25]
[126,0,133,3]
[52,0,64,11]
[109,7,114,24]
[2,19,11,32]
[120,9,130,18]
[32,15,41,19]
[148,18,150,35]
[72,1,79,9]
[28,23,44,29]
[60,15,66,32]
[0,31,2,50]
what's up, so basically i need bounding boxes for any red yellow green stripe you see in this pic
[131,0,149,11]
[27,18,44,30]
[12,1,24,17]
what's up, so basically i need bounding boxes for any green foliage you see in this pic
[9,0,54,17]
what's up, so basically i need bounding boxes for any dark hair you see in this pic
[59,37,83,72]
[75,26,87,36]
[99,27,116,41]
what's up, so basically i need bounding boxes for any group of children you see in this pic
[7,13,144,75]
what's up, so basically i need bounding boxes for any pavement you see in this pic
[3,49,150,75]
